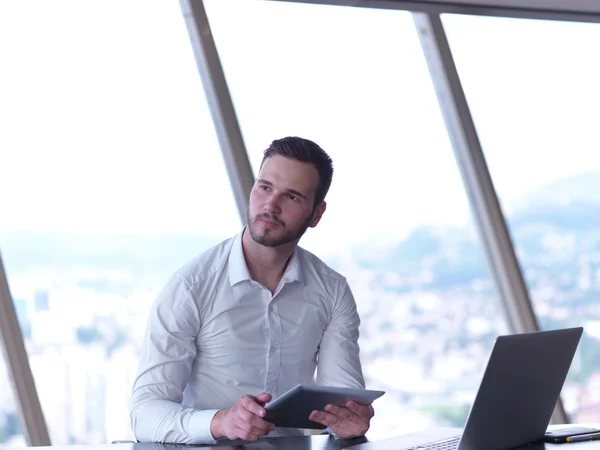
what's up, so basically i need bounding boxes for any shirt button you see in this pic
[269,347,275,355]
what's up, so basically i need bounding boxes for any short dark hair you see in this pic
[261,136,334,207]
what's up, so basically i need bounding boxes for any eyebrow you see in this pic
[257,178,309,200]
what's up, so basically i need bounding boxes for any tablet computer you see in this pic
[265,385,385,430]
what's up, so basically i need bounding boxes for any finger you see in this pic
[235,409,275,433]
[347,401,373,418]
[241,396,268,418]
[324,404,353,420]
[236,419,273,436]
[309,410,340,428]
[253,392,272,405]
[234,406,257,424]
[248,415,276,433]
[234,425,261,441]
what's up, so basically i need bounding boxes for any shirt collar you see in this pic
[228,230,252,287]
[281,247,304,286]
[228,228,305,287]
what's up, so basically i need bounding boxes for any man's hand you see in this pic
[309,401,374,439]
[210,393,276,441]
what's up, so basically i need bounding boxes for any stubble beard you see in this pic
[247,212,313,247]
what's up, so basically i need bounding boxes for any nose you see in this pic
[264,193,281,214]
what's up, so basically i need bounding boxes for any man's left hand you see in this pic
[309,401,374,439]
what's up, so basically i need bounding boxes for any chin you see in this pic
[260,233,284,246]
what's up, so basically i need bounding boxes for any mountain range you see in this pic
[2,171,600,293]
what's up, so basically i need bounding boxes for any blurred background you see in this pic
[1,0,600,446]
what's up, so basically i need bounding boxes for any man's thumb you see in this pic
[254,392,272,404]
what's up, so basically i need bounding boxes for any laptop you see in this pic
[346,327,583,450]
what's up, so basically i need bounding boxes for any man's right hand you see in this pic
[210,392,276,441]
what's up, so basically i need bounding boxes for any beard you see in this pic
[247,211,313,247]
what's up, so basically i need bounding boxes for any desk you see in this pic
[3,435,365,450]
[348,427,600,450]
[3,432,600,450]
[134,434,367,450]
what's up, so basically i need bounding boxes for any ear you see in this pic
[309,201,327,228]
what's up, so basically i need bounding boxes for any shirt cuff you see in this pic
[187,409,220,444]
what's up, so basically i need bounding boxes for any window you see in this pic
[443,14,600,422]
[0,1,240,444]
[0,351,24,447]
[206,0,508,438]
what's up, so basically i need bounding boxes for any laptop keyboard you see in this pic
[411,435,461,450]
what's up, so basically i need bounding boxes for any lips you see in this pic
[257,215,283,228]
[259,218,281,228]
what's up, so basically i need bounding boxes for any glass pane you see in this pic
[0,348,25,447]
[206,0,509,438]
[443,14,600,422]
[0,1,240,444]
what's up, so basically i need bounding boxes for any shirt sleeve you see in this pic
[316,280,367,439]
[316,279,365,389]
[129,274,218,444]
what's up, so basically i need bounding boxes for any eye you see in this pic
[287,194,298,201]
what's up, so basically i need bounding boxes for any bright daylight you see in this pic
[1,0,600,448]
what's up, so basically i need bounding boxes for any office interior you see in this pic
[1,0,600,446]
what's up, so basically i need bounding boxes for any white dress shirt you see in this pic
[130,229,364,444]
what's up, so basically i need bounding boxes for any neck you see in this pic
[241,228,297,291]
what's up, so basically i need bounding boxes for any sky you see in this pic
[1,0,600,253]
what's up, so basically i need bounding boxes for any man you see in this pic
[130,136,373,444]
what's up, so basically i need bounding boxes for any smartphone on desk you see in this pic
[544,427,600,443]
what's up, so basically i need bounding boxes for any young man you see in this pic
[130,137,373,444]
